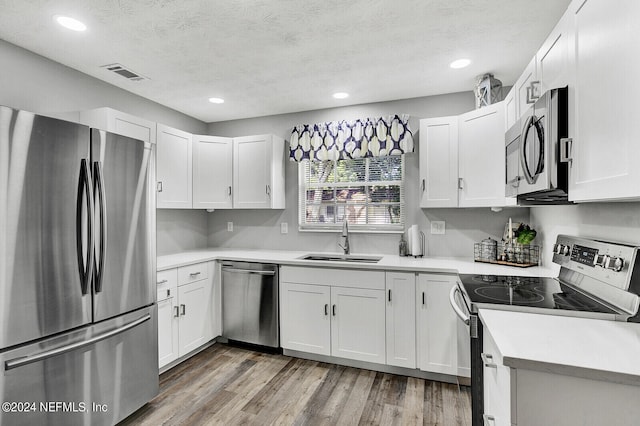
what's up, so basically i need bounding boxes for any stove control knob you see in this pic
[562,245,571,256]
[594,254,608,267]
[606,257,624,272]
[554,244,565,255]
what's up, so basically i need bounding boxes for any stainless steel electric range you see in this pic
[450,235,640,426]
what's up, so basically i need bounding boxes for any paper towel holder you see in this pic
[413,231,425,258]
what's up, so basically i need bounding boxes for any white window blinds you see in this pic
[298,156,405,232]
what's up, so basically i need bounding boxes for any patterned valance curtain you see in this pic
[289,114,413,162]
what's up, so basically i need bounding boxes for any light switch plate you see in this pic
[280,223,288,234]
[227,222,233,232]
[431,221,445,235]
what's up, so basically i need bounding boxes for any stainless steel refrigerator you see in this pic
[0,106,158,425]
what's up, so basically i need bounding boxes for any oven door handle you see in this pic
[450,285,470,325]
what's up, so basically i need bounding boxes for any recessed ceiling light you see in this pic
[450,59,471,69]
[54,15,87,32]
[332,92,349,99]
[208,97,225,104]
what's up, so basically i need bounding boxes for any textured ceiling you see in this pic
[0,0,571,123]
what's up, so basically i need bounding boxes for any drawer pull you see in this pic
[481,353,497,368]
[157,279,168,285]
[189,272,201,277]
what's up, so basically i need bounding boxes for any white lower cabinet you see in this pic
[157,261,216,370]
[483,326,512,426]
[157,269,179,368]
[385,272,416,368]
[279,266,386,364]
[417,274,458,375]
[330,286,386,364]
[279,282,331,356]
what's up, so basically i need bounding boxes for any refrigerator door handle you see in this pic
[4,314,151,371]
[93,161,107,293]
[76,159,95,295]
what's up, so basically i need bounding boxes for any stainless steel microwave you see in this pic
[505,87,571,204]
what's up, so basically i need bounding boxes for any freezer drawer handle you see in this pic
[449,285,470,325]
[221,267,276,276]
[4,314,151,371]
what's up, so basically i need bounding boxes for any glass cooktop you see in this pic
[457,274,619,315]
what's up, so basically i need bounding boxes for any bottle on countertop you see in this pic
[399,233,407,257]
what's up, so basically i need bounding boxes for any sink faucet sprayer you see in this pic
[338,221,350,255]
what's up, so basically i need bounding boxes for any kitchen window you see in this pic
[298,156,405,232]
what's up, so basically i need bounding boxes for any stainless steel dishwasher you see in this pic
[221,261,279,348]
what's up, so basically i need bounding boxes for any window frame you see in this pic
[297,156,405,233]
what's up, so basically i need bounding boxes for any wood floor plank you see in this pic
[401,377,425,425]
[334,369,377,426]
[424,380,444,426]
[119,344,472,426]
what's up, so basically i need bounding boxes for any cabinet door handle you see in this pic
[166,289,170,297]
[421,178,425,192]
[157,181,163,193]
[388,289,392,302]
[481,353,497,368]
[482,414,496,426]
[157,279,168,285]
[180,304,186,316]
[332,304,336,316]
[266,184,271,197]
[228,186,232,196]
[324,304,329,316]
[174,306,180,318]
[458,177,464,190]
[422,292,425,305]
[560,138,573,163]
[189,272,201,277]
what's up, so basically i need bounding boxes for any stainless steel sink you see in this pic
[300,254,383,263]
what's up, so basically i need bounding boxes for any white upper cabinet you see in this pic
[568,0,640,202]
[79,107,156,144]
[233,134,285,209]
[536,8,572,94]
[458,102,511,207]
[157,124,193,209]
[419,116,459,208]
[504,87,518,130]
[419,103,511,209]
[192,135,233,209]
[515,57,539,118]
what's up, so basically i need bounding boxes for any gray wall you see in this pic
[0,39,209,256]
[530,203,640,266]
[207,93,530,257]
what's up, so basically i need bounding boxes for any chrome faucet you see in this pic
[338,221,350,255]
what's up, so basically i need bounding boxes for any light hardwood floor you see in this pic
[121,344,471,426]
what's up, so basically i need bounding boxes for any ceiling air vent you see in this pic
[100,63,148,82]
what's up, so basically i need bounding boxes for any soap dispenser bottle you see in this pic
[399,233,407,256]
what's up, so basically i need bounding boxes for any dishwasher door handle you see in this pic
[221,267,276,276]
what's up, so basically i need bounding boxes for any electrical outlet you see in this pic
[431,221,445,235]
[227,222,233,232]
[280,222,288,234]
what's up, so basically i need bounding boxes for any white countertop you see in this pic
[479,309,640,386]
[157,248,558,277]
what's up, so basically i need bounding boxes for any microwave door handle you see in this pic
[520,116,536,185]
[533,118,545,175]
[449,285,470,325]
